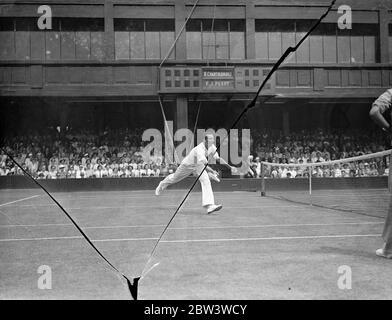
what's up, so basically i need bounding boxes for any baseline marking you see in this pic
[169,221,383,230]
[0,195,41,208]
[0,221,381,229]
[0,236,83,242]
[0,233,380,243]
[6,204,305,210]
[159,234,381,243]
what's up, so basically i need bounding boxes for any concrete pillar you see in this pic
[104,0,115,60]
[176,96,188,131]
[174,0,187,60]
[379,9,390,63]
[379,9,391,86]
[245,0,256,60]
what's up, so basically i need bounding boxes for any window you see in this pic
[0,18,15,60]
[255,20,296,62]
[338,24,378,64]
[202,20,216,60]
[60,18,104,60]
[186,19,245,60]
[229,19,245,60]
[319,23,337,63]
[255,20,379,64]
[0,17,104,61]
[296,20,313,63]
[186,19,202,59]
[0,18,14,31]
[114,19,175,60]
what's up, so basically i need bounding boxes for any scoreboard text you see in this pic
[160,66,275,94]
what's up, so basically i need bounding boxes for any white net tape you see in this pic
[261,149,392,168]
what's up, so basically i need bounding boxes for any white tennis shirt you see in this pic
[374,88,392,113]
[182,142,220,166]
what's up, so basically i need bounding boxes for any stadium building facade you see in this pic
[0,0,391,136]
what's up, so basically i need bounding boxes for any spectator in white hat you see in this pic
[48,165,57,179]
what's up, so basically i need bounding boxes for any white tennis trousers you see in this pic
[159,164,214,207]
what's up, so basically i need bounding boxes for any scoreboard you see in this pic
[160,66,276,94]
[202,68,234,91]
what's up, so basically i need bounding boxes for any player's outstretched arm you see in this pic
[370,105,391,132]
[217,156,236,172]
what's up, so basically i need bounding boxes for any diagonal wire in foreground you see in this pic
[159,0,201,68]
[136,0,337,295]
[1,0,337,301]
[1,0,204,300]
[158,95,181,164]
[0,147,140,300]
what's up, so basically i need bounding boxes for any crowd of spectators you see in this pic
[0,127,389,180]
[0,128,178,179]
[244,128,389,179]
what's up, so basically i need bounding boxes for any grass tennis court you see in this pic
[1,188,391,300]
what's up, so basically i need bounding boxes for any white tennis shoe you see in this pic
[207,204,223,214]
[376,248,392,259]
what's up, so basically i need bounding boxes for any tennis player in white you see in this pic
[370,88,392,259]
[155,133,236,214]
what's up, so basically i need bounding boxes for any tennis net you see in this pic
[260,150,392,218]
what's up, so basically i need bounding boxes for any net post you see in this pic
[261,164,266,197]
[389,152,392,193]
[309,165,313,206]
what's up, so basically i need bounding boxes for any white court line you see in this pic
[159,234,381,244]
[12,204,180,209]
[0,233,381,243]
[93,237,158,242]
[26,192,254,201]
[0,223,163,228]
[0,236,156,242]
[71,205,303,210]
[1,189,387,199]
[0,236,83,242]
[0,221,383,229]
[0,223,73,228]
[53,190,261,196]
[0,195,41,208]
[169,222,383,230]
[9,204,304,210]
[283,194,389,199]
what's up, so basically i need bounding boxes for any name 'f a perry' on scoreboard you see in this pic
[160,66,276,94]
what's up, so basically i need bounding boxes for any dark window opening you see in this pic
[229,20,245,32]
[114,19,144,31]
[61,18,104,32]
[0,18,14,31]
[255,19,295,32]
[145,19,174,32]
[186,19,202,32]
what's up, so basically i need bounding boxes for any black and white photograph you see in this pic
[0,0,392,304]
